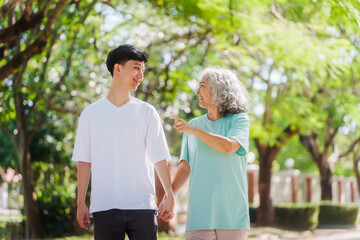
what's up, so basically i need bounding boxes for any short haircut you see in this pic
[106,44,149,76]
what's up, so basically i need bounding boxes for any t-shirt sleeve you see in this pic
[179,133,189,165]
[72,108,91,163]
[227,113,250,156]
[146,107,171,164]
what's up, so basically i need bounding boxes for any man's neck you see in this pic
[106,80,132,107]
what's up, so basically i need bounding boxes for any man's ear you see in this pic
[114,63,122,74]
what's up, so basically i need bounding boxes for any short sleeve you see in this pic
[179,133,189,165]
[227,113,250,156]
[72,108,91,163]
[145,107,171,164]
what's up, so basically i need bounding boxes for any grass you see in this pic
[53,232,184,240]
[48,225,360,240]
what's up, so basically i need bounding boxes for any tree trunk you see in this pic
[319,161,332,201]
[353,158,360,195]
[19,144,45,239]
[257,147,279,226]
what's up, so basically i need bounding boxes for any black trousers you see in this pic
[93,209,158,240]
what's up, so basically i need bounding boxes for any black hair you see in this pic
[106,44,149,76]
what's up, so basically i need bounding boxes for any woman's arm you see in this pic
[172,160,191,195]
[171,115,241,153]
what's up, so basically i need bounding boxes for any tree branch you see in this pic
[0,0,53,44]
[0,0,21,20]
[340,137,360,158]
[0,0,68,81]
[144,29,211,101]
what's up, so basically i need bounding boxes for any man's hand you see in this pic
[171,115,196,135]
[158,193,175,222]
[77,203,91,230]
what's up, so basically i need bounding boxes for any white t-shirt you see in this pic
[72,97,171,214]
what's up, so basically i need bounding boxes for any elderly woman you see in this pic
[171,67,251,240]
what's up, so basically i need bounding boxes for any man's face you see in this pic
[115,60,145,91]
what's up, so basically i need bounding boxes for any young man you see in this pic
[73,44,174,240]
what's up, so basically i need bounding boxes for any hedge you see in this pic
[318,201,359,226]
[274,203,319,230]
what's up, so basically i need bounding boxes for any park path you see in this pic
[249,227,360,240]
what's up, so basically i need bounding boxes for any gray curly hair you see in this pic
[202,66,251,115]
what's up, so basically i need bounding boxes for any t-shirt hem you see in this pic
[71,158,90,163]
[229,136,248,156]
[90,205,158,214]
[152,154,172,164]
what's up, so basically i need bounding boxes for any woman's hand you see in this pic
[171,115,196,135]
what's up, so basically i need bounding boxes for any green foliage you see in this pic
[0,222,24,240]
[275,203,319,230]
[1,0,360,234]
[276,135,317,174]
[318,201,359,225]
[34,162,77,237]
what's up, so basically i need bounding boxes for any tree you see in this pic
[0,0,98,237]
[145,0,360,225]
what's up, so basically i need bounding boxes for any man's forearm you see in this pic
[77,161,91,205]
[154,160,174,195]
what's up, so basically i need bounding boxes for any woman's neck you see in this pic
[207,107,221,121]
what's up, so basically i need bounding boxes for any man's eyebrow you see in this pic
[134,62,145,70]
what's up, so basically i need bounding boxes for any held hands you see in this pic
[77,203,91,230]
[158,192,175,222]
[171,115,196,135]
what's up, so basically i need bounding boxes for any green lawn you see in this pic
[52,228,300,240]
[53,233,185,240]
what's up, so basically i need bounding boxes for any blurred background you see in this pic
[0,0,359,239]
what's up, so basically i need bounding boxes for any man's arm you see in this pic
[154,160,174,222]
[171,115,241,153]
[77,161,91,230]
[172,160,190,195]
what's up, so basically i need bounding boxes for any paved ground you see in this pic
[248,227,360,240]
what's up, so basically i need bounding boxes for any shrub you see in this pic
[318,201,359,225]
[275,203,319,230]
[249,204,257,223]
[34,162,78,237]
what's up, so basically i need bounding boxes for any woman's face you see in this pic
[196,77,216,109]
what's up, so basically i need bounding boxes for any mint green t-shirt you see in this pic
[180,113,250,231]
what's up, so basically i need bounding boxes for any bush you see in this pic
[0,215,25,239]
[318,201,359,226]
[249,204,257,223]
[34,162,78,237]
[275,203,319,230]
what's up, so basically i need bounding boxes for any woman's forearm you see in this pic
[172,160,191,195]
[192,127,240,153]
